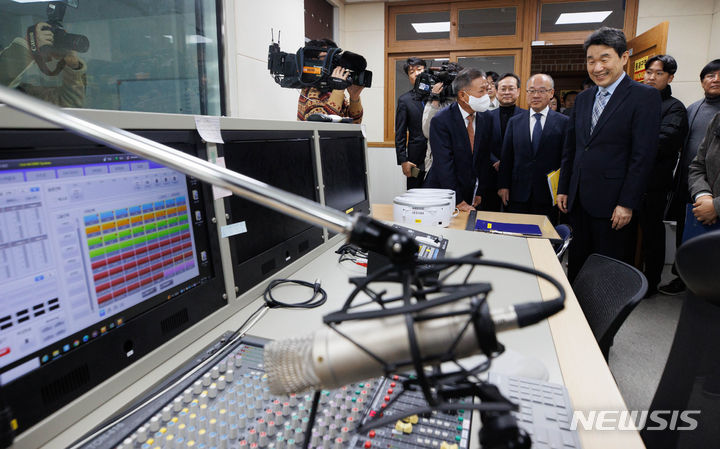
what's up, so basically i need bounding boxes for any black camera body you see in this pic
[44,1,89,53]
[268,42,372,91]
[413,65,459,102]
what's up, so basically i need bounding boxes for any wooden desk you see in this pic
[371,203,561,240]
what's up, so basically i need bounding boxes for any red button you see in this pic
[380,403,387,409]
[390,382,396,388]
[393,375,399,380]
[364,441,372,448]
[369,430,376,438]
[387,389,394,394]
[384,396,390,402]
[369,411,377,417]
[0,347,9,357]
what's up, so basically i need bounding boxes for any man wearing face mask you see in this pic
[424,68,493,212]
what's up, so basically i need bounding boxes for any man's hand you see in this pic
[431,82,443,95]
[401,161,416,177]
[63,51,82,69]
[347,84,364,101]
[472,195,482,208]
[331,66,350,80]
[493,161,500,172]
[457,201,475,212]
[34,22,54,49]
[693,196,718,225]
[498,188,509,206]
[611,205,633,230]
[557,194,568,213]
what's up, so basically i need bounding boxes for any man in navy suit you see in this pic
[557,27,661,281]
[484,73,526,212]
[498,73,568,225]
[395,57,428,188]
[424,68,492,211]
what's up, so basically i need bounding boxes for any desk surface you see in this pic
[33,226,643,449]
[371,204,561,240]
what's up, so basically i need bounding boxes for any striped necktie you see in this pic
[467,113,474,152]
[590,91,610,134]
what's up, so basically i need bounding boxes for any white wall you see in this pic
[223,0,306,119]
[637,0,720,106]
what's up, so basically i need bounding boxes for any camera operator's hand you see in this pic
[62,51,82,70]
[347,84,364,101]
[331,66,350,81]
[34,22,54,49]
[430,82,443,107]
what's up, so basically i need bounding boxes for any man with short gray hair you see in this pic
[498,74,568,224]
[424,68,493,211]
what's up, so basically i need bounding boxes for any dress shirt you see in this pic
[529,105,550,140]
[595,73,625,102]
[458,106,476,132]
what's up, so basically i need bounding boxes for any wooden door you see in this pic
[625,21,669,83]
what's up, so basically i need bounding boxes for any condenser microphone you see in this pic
[264,298,562,395]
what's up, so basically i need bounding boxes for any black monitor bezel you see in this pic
[0,129,227,435]
[318,130,370,216]
[219,130,324,295]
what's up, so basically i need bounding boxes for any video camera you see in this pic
[268,39,372,91]
[413,64,460,102]
[27,1,89,55]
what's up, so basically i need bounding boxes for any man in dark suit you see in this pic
[424,68,492,211]
[557,27,661,281]
[498,73,568,225]
[395,57,428,188]
[484,73,525,212]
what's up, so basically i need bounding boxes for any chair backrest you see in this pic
[553,224,572,259]
[676,228,720,303]
[571,253,648,358]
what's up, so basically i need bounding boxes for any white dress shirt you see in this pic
[529,105,550,141]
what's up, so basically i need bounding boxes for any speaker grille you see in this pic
[261,259,276,275]
[160,308,189,335]
[41,364,90,405]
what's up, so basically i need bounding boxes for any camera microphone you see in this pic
[263,298,563,395]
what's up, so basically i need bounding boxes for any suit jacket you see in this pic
[424,102,491,205]
[395,91,428,166]
[498,109,569,204]
[483,105,525,192]
[558,74,661,218]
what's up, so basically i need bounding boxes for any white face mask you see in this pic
[467,93,491,112]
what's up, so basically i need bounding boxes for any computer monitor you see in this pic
[318,131,369,216]
[0,130,226,435]
[220,130,323,294]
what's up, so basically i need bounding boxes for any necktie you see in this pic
[590,91,610,134]
[467,113,475,152]
[532,112,543,155]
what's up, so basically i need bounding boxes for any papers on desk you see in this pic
[474,219,543,237]
[547,168,560,206]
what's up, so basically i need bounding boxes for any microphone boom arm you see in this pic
[0,85,418,264]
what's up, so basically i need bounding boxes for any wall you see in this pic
[637,0,720,106]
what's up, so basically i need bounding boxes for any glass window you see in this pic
[0,0,221,115]
[395,11,451,41]
[540,0,625,34]
[458,7,517,38]
[456,55,515,77]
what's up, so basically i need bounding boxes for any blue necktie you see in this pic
[532,112,543,155]
[590,91,610,134]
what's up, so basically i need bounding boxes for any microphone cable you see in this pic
[263,278,328,309]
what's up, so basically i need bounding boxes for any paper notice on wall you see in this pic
[633,56,649,82]
[212,157,232,200]
[195,115,224,143]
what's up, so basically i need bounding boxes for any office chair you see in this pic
[642,230,720,449]
[553,224,572,260]
[571,253,647,360]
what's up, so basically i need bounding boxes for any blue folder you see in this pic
[475,219,543,236]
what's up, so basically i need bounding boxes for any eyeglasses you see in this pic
[704,72,720,81]
[527,89,552,95]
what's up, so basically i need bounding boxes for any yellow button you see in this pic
[159,427,167,434]
[403,414,418,424]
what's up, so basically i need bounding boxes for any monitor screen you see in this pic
[0,130,225,434]
[318,131,369,215]
[221,131,323,294]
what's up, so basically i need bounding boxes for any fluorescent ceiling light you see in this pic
[555,11,612,25]
[411,22,450,33]
[12,0,51,3]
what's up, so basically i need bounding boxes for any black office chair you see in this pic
[552,224,572,259]
[642,230,720,449]
[571,253,648,360]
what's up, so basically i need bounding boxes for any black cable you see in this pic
[263,279,328,309]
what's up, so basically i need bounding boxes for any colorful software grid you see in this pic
[85,197,195,306]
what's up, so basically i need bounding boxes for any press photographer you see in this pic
[0,1,88,107]
[413,63,459,103]
[268,38,368,123]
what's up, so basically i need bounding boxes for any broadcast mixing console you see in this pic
[73,333,473,449]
